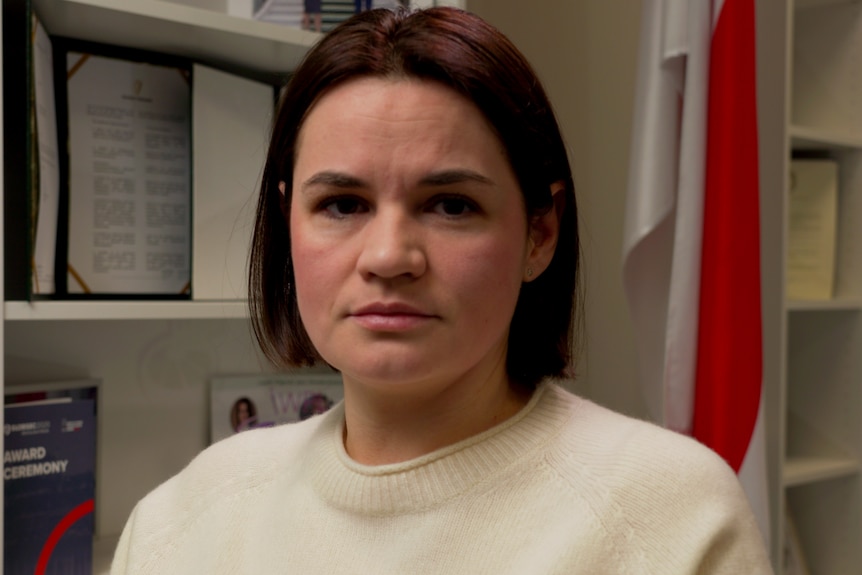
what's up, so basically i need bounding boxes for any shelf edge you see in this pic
[783,456,861,487]
[3,300,250,321]
[789,124,862,150]
[787,298,862,311]
[33,0,319,74]
[795,0,859,10]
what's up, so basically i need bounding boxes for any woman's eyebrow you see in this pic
[302,171,364,190]
[302,169,495,191]
[419,169,494,187]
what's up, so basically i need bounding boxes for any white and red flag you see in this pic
[622,0,769,542]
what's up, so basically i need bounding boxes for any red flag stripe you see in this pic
[693,0,762,472]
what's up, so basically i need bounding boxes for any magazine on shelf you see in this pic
[209,373,343,444]
[3,380,99,575]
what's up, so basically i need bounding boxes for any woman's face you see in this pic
[288,77,545,397]
[236,401,250,421]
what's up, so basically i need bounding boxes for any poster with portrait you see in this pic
[209,372,343,444]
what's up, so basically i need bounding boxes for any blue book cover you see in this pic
[4,391,96,575]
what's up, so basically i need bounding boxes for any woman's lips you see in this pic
[349,302,435,332]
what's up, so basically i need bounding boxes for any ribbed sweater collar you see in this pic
[305,383,577,516]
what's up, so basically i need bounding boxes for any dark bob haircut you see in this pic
[249,7,579,389]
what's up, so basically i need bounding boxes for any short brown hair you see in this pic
[249,7,579,388]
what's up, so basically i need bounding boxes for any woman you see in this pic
[111,8,773,574]
[229,397,257,432]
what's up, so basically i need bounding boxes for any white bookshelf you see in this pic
[759,0,862,572]
[0,1,313,570]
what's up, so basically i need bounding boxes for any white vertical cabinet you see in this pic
[760,0,862,572]
[1,1,315,571]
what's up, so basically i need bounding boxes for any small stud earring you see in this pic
[526,267,533,278]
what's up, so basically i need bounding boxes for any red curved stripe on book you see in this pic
[35,498,95,575]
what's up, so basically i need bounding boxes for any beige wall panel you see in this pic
[468,0,647,418]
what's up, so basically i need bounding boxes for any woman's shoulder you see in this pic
[111,408,342,572]
[139,406,338,517]
[541,386,771,571]
[547,384,737,483]
[542,385,753,530]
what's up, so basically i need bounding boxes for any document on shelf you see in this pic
[192,64,273,301]
[787,159,839,301]
[31,14,59,295]
[65,52,191,295]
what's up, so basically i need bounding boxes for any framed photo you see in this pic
[209,372,343,444]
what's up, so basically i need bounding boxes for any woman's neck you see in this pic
[340,369,532,466]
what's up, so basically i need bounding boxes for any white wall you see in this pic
[467,0,647,418]
[227,0,253,17]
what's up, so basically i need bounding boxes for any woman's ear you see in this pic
[278,181,289,219]
[524,181,566,282]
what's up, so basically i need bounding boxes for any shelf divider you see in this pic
[783,455,861,487]
[3,300,249,321]
[790,124,862,150]
[795,0,859,11]
[787,298,862,311]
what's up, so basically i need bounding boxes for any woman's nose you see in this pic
[356,208,427,281]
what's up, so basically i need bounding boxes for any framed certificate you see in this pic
[56,41,192,297]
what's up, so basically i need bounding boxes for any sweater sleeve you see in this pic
[109,503,138,575]
[613,423,774,574]
[685,460,773,575]
[560,398,774,574]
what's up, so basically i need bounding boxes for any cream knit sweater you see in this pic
[111,383,773,574]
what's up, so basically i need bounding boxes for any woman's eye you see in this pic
[320,196,367,217]
[431,196,478,217]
